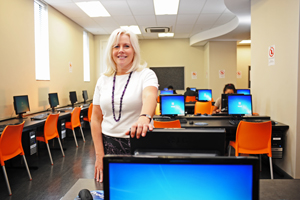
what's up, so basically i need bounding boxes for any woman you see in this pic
[91,28,158,182]
[213,83,236,113]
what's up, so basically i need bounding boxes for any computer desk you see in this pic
[154,115,289,159]
[61,178,300,200]
[0,102,91,157]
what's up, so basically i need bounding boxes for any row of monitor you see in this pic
[13,90,89,118]
[160,94,252,116]
[160,89,251,101]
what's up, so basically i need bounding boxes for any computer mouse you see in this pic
[78,189,93,200]
[189,121,194,125]
[203,113,208,116]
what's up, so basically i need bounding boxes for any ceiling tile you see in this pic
[174,33,190,38]
[72,17,100,28]
[178,0,206,14]
[113,15,137,26]
[48,2,88,19]
[93,17,119,27]
[201,0,227,13]
[196,13,221,24]
[175,24,194,33]
[101,1,132,16]
[127,0,155,15]
[176,14,198,25]
[135,15,157,26]
[85,27,109,35]
[156,15,177,27]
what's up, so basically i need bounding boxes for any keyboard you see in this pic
[82,104,90,107]
[31,113,50,120]
[229,119,241,125]
[57,107,73,111]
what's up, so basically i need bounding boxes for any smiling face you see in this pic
[112,34,135,75]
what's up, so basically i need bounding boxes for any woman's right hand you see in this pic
[94,155,104,182]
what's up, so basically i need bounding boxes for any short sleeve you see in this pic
[214,97,221,108]
[93,76,103,105]
[142,69,159,90]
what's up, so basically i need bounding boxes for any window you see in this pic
[34,0,50,80]
[83,31,90,82]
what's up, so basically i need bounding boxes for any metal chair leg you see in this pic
[22,155,32,180]
[80,126,85,142]
[2,165,12,195]
[228,145,231,157]
[72,129,78,147]
[260,155,262,171]
[269,157,274,179]
[45,143,53,165]
[57,137,65,157]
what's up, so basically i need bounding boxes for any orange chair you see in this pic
[36,113,65,165]
[194,101,212,115]
[157,96,160,103]
[154,120,181,128]
[65,107,85,147]
[185,96,196,102]
[83,103,93,127]
[228,121,273,179]
[0,122,32,195]
[155,103,161,115]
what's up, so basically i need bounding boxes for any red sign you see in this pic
[269,46,275,58]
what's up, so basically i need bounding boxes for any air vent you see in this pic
[145,27,170,33]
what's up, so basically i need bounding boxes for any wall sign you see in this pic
[268,45,275,66]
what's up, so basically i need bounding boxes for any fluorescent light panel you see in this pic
[154,0,179,15]
[158,33,174,37]
[76,1,110,17]
[120,26,141,34]
[239,40,251,44]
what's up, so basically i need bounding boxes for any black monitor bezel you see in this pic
[227,94,253,116]
[69,91,77,107]
[197,89,212,101]
[160,94,185,117]
[48,93,59,110]
[236,89,251,95]
[103,155,259,200]
[13,95,30,118]
[82,90,88,103]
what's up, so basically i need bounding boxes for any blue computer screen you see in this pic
[160,95,185,115]
[236,89,251,95]
[160,90,174,95]
[109,163,253,200]
[198,89,212,101]
[228,95,252,115]
[190,88,196,91]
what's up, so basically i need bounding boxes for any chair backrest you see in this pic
[44,113,59,141]
[0,121,25,165]
[185,96,196,102]
[194,101,212,115]
[154,120,181,128]
[87,103,93,122]
[155,103,161,115]
[71,107,82,128]
[235,121,272,157]
[157,96,160,103]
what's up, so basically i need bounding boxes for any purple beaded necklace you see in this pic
[112,71,133,122]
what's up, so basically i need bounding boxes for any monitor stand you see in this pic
[17,113,27,119]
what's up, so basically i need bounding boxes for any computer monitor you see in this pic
[69,91,77,107]
[237,89,251,95]
[160,95,185,117]
[82,90,88,104]
[103,156,259,200]
[13,95,30,118]
[163,88,168,91]
[160,90,173,95]
[190,87,196,91]
[130,128,226,156]
[48,93,59,112]
[228,94,253,117]
[197,89,212,101]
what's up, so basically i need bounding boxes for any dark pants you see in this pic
[102,134,131,155]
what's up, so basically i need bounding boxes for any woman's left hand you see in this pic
[125,116,153,139]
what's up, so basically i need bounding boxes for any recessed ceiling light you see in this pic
[158,33,174,37]
[76,1,110,17]
[120,26,142,34]
[153,0,179,15]
[239,40,251,44]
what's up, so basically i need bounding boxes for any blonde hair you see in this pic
[103,28,146,76]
